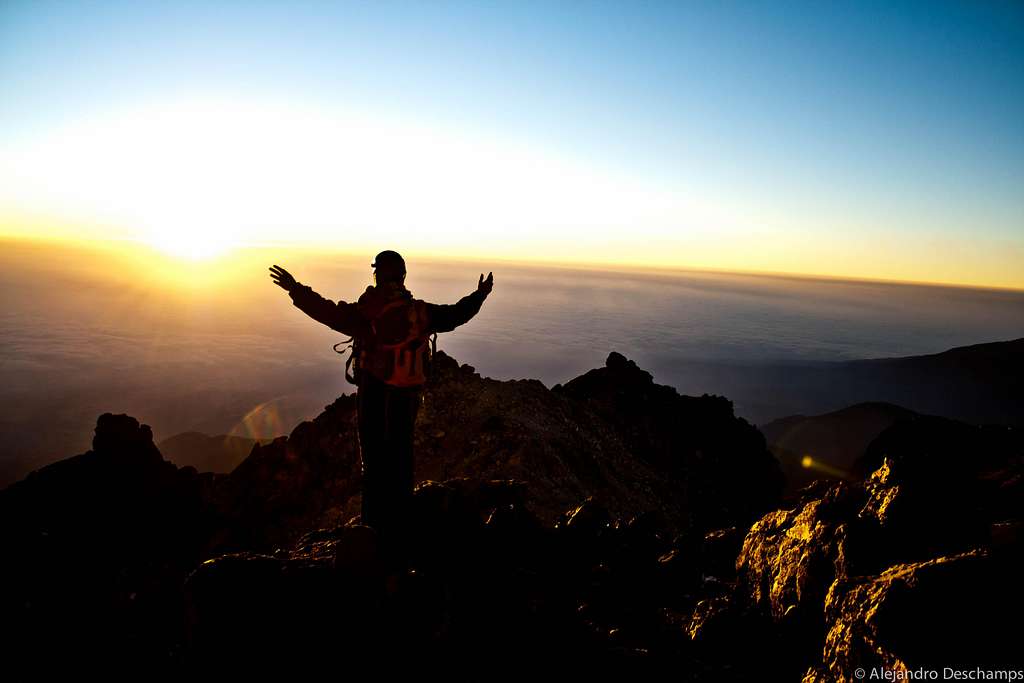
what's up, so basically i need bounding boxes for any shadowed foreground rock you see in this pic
[188,410,1024,679]
[1,354,1020,679]
[185,477,768,678]
[187,481,636,675]
[0,351,779,678]
[806,549,1020,682]
[0,413,223,677]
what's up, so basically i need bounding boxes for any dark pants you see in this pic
[356,371,421,570]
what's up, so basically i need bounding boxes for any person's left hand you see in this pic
[477,272,494,296]
[269,265,297,292]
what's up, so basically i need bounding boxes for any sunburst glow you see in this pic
[146,225,240,261]
[0,96,691,264]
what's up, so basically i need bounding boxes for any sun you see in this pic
[127,227,260,292]
[145,223,240,261]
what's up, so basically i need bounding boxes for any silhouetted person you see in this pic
[269,252,493,575]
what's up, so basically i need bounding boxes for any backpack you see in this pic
[334,298,436,387]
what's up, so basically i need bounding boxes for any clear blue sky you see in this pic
[2,1,1022,287]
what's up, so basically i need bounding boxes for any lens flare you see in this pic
[800,454,850,480]
[230,397,290,441]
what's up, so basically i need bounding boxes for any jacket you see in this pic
[288,279,488,347]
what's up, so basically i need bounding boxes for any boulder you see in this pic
[807,549,1023,682]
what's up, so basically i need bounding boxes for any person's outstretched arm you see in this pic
[426,272,494,334]
[269,264,368,337]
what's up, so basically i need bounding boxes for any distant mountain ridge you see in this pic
[757,338,1023,491]
[156,431,266,473]
[683,336,1024,427]
[762,402,918,492]
[839,336,1024,426]
[855,335,1024,370]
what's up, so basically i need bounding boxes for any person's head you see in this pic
[371,250,406,285]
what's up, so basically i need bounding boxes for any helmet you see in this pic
[371,250,406,282]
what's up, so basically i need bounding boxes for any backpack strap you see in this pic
[333,336,359,385]
[427,332,437,380]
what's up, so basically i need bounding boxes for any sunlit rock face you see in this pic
[805,549,1022,683]
[732,416,1024,680]
[855,416,1018,566]
[735,481,865,669]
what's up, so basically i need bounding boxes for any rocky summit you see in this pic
[1,352,1020,680]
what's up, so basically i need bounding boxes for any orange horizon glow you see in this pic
[3,223,1024,295]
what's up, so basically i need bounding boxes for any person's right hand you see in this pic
[269,265,297,292]
[477,272,494,296]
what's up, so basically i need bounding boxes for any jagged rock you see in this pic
[683,595,787,679]
[733,480,869,675]
[700,527,744,580]
[806,549,1023,682]
[555,351,784,530]
[204,350,782,553]
[184,550,387,674]
[737,482,864,621]
[732,416,1024,679]
[858,456,988,569]
[688,595,733,642]
[331,524,383,577]
[185,477,676,676]
[990,519,1024,559]
[615,511,673,573]
[657,547,702,603]
[213,394,363,550]
[854,416,1024,569]
[854,415,1016,479]
[8,351,778,676]
[7,352,1020,677]
[559,496,614,536]
[0,413,222,678]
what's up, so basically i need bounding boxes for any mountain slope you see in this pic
[840,337,1024,426]
[668,337,1024,426]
